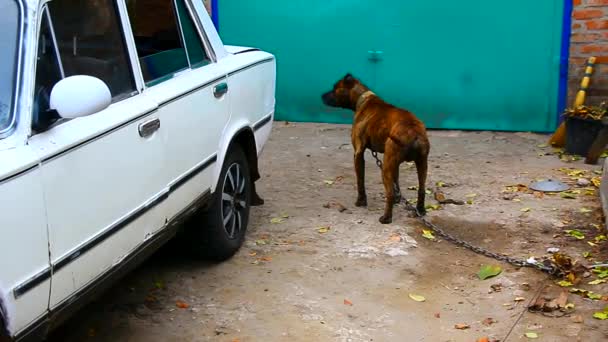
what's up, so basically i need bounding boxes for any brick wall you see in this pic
[569,0,608,105]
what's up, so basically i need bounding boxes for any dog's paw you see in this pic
[355,198,368,207]
[379,214,392,224]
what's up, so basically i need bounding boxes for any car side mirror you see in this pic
[50,75,111,119]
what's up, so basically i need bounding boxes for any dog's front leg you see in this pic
[354,150,367,207]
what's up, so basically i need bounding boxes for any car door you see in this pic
[27,1,167,309]
[125,0,230,222]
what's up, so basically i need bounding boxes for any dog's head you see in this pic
[321,73,361,110]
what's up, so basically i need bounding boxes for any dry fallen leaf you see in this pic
[270,217,284,224]
[514,297,526,302]
[343,299,353,306]
[176,300,189,309]
[520,207,531,213]
[422,229,436,240]
[389,234,402,243]
[478,265,502,280]
[477,338,490,342]
[258,256,272,262]
[525,332,539,339]
[434,313,440,318]
[454,323,470,330]
[482,317,496,326]
[409,293,426,302]
[318,226,331,234]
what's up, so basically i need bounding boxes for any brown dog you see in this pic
[322,74,430,224]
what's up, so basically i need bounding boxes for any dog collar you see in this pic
[356,90,375,111]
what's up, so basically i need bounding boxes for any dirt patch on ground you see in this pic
[49,123,608,341]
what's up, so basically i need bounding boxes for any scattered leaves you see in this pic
[592,177,601,188]
[565,230,585,240]
[589,279,607,285]
[520,207,531,213]
[255,239,267,246]
[323,180,334,185]
[317,226,330,234]
[270,217,284,224]
[343,299,353,306]
[525,332,539,339]
[478,265,502,280]
[409,294,426,302]
[425,204,441,211]
[580,207,592,213]
[514,297,526,302]
[176,300,189,309]
[583,251,592,259]
[560,192,577,199]
[454,323,470,330]
[557,280,573,287]
[593,312,608,320]
[422,229,435,241]
[436,181,446,187]
[482,317,496,326]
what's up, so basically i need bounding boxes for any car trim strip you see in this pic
[53,190,169,273]
[253,114,272,132]
[0,164,38,185]
[159,75,225,107]
[12,268,52,299]
[228,57,274,77]
[170,153,217,192]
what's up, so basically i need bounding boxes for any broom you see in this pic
[549,56,597,147]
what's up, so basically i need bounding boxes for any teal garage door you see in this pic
[219,1,565,132]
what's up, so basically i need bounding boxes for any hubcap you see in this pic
[221,163,247,239]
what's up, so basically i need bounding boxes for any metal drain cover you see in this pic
[529,180,570,193]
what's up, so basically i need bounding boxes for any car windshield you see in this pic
[0,1,20,134]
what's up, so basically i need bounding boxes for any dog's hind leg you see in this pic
[354,148,367,207]
[415,156,428,215]
[379,142,401,224]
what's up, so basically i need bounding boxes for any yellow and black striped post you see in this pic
[550,56,597,147]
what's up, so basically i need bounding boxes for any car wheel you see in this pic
[188,145,251,261]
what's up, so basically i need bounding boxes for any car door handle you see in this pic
[138,118,160,138]
[213,82,228,98]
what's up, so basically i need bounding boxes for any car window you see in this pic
[0,0,19,134]
[126,0,190,86]
[32,8,63,132]
[48,0,136,100]
[175,0,210,68]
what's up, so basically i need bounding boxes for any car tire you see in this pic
[187,145,251,261]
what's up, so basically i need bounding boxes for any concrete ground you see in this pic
[49,122,608,342]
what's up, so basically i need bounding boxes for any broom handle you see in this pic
[574,56,596,107]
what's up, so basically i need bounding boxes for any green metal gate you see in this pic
[219,1,564,132]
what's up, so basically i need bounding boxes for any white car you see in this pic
[0,1,275,340]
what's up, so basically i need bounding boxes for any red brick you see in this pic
[571,33,602,42]
[588,0,608,6]
[573,9,604,20]
[573,23,582,30]
[573,0,582,5]
[586,20,608,30]
[595,56,608,63]
[581,44,608,53]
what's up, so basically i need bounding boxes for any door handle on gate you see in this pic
[138,118,160,138]
[213,82,228,98]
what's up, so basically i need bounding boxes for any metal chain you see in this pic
[369,151,560,276]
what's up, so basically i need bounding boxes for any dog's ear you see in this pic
[344,73,354,82]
